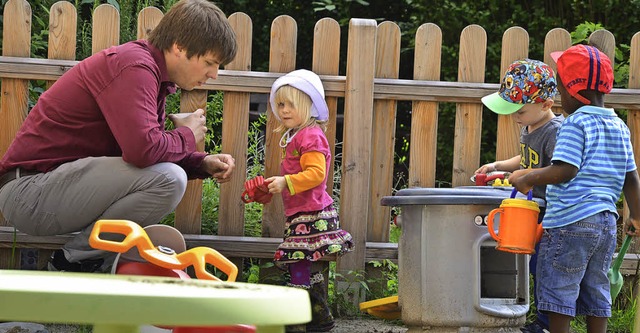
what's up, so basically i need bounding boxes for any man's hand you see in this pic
[203,154,235,183]
[168,109,207,144]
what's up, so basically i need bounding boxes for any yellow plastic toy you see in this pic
[89,219,238,282]
[359,295,401,320]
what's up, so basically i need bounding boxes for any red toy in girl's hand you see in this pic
[241,176,272,204]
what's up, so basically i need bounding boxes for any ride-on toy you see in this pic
[90,219,254,333]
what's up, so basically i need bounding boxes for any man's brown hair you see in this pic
[148,0,237,65]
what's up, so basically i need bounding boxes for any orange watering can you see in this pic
[486,189,542,254]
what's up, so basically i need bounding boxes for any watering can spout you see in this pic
[609,233,633,301]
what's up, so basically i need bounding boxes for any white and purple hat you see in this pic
[269,69,329,121]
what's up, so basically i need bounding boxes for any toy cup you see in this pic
[241,176,272,204]
[486,188,542,254]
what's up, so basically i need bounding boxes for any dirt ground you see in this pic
[42,318,408,333]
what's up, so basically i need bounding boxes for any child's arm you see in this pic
[622,170,640,236]
[266,151,326,195]
[475,155,521,174]
[508,161,578,194]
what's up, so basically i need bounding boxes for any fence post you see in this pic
[336,18,377,304]
[452,24,486,187]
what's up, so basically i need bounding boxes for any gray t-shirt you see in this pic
[520,113,565,199]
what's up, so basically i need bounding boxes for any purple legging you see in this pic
[289,259,311,286]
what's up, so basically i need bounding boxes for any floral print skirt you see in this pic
[274,205,353,269]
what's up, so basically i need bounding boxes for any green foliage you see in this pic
[329,266,368,317]
[328,259,399,317]
[367,259,399,298]
[571,21,605,44]
[243,259,285,284]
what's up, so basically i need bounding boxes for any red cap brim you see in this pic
[550,51,563,63]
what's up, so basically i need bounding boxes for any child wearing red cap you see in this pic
[477,58,563,333]
[509,45,640,333]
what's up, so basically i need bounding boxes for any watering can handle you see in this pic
[486,208,502,242]
[510,188,533,200]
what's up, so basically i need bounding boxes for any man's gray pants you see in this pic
[0,156,187,263]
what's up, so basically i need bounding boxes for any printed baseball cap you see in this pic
[550,44,613,105]
[481,59,558,115]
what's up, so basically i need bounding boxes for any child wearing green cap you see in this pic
[476,58,564,333]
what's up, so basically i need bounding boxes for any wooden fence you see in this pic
[1,0,639,278]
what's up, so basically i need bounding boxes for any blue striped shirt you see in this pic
[544,106,636,228]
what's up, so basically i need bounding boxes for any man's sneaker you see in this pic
[47,249,104,273]
[520,320,550,333]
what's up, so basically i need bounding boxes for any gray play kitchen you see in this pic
[381,186,545,333]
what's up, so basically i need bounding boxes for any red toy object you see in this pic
[241,176,272,204]
[474,172,505,186]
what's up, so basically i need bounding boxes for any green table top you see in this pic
[0,270,310,330]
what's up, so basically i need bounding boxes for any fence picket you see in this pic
[543,28,571,116]
[48,1,77,61]
[137,7,163,40]
[368,21,400,242]
[409,23,442,188]
[92,4,120,54]
[589,29,616,67]
[218,12,253,238]
[0,0,32,267]
[312,18,340,196]
[495,27,528,161]
[263,15,297,237]
[452,24,487,187]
